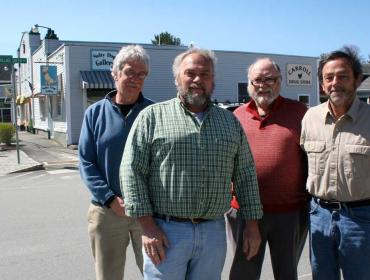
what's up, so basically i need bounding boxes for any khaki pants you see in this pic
[87,204,143,280]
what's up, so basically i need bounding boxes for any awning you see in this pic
[80,71,115,89]
[16,96,31,105]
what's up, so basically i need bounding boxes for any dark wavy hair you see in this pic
[318,45,363,84]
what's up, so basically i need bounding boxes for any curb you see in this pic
[42,160,79,170]
[9,164,45,174]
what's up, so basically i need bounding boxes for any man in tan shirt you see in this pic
[301,46,370,280]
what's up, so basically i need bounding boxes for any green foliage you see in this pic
[0,123,15,145]
[152,32,182,46]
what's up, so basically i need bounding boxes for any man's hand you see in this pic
[243,220,261,260]
[139,216,170,265]
[109,196,126,217]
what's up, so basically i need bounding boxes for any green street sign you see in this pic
[12,58,27,64]
[0,55,13,64]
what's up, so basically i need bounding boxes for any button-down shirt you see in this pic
[120,97,262,220]
[301,97,370,201]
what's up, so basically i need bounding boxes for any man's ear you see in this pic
[320,81,327,93]
[112,71,119,81]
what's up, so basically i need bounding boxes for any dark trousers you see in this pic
[227,208,308,280]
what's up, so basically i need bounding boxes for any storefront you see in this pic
[17,30,319,146]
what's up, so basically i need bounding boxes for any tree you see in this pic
[152,32,181,46]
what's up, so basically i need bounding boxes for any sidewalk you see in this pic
[0,131,79,176]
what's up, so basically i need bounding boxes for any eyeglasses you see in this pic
[123,69,147,80]
[250,76,281,86]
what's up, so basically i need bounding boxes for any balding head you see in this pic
[247,58,282,111]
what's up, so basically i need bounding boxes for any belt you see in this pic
[313,197,370,210]
[153,213,210,224]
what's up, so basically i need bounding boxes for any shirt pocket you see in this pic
[304,141,326,175]
[209,136,239,173]
[344,144,370,178]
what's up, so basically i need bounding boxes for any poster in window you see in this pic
[40,65,58,95]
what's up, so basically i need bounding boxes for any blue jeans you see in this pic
[143,217,227,280]
[309,198,370,280]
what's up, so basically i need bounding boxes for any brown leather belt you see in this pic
[313,197,370,210]
[153,213,209,224]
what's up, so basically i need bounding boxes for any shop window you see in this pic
[50,74,65,121]
[39,97,47,119]
[359,97,369,104]
[0,98,11,122]
[51,74,65,120]
[298,95,310,107]
[87,90,108,107]
[238,82,250,103]
[51,92,64,119]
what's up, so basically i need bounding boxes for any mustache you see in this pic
[257,88,273,94]
[189,84,205,91]
[329,87,345,93]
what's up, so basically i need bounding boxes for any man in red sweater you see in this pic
[228,58,308,280]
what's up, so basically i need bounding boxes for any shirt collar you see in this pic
[321,97,361,123]
[106,90,144,104]
[346,97,360,122]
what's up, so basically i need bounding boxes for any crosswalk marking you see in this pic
[46,169,78,175]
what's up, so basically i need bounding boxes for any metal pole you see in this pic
[11,63,20,164]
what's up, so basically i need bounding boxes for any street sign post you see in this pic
[0,56,27,64]
[12,58,27,64]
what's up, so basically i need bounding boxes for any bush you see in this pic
[0,123,16,145]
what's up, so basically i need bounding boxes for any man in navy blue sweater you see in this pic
[79,45,154,280]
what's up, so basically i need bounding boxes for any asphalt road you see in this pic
[0,169,312,280]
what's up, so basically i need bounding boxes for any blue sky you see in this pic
[1,0,369,60]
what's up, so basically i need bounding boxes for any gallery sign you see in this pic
[91,49,118,71]
[286,64,312,86]
[40,65,58,95]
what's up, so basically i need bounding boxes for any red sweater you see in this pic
[233,96,308,213]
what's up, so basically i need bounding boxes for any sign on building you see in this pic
[40,65,58,95]
[91,49,117,71]
[286,64,312,86]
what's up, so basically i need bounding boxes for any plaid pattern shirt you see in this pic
[120,97,262,220]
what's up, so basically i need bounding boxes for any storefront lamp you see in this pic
[31,24,59,40]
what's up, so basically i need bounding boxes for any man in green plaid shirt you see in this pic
[120,48,262,280]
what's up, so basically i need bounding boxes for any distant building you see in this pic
[17,28,319,146]
[357,63,370,103]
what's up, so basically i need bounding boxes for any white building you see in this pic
[17,28,319,146]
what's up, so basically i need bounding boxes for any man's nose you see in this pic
[331,75,341,85]
[193,75,202,83]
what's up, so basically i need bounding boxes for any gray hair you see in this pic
[111,45,150,75]
[247,57,281,83]
[172,48,217,85]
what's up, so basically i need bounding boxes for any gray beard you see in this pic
[255,95,276,107]
[179,88,211,108]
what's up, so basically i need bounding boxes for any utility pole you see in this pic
[11,63,20,163]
